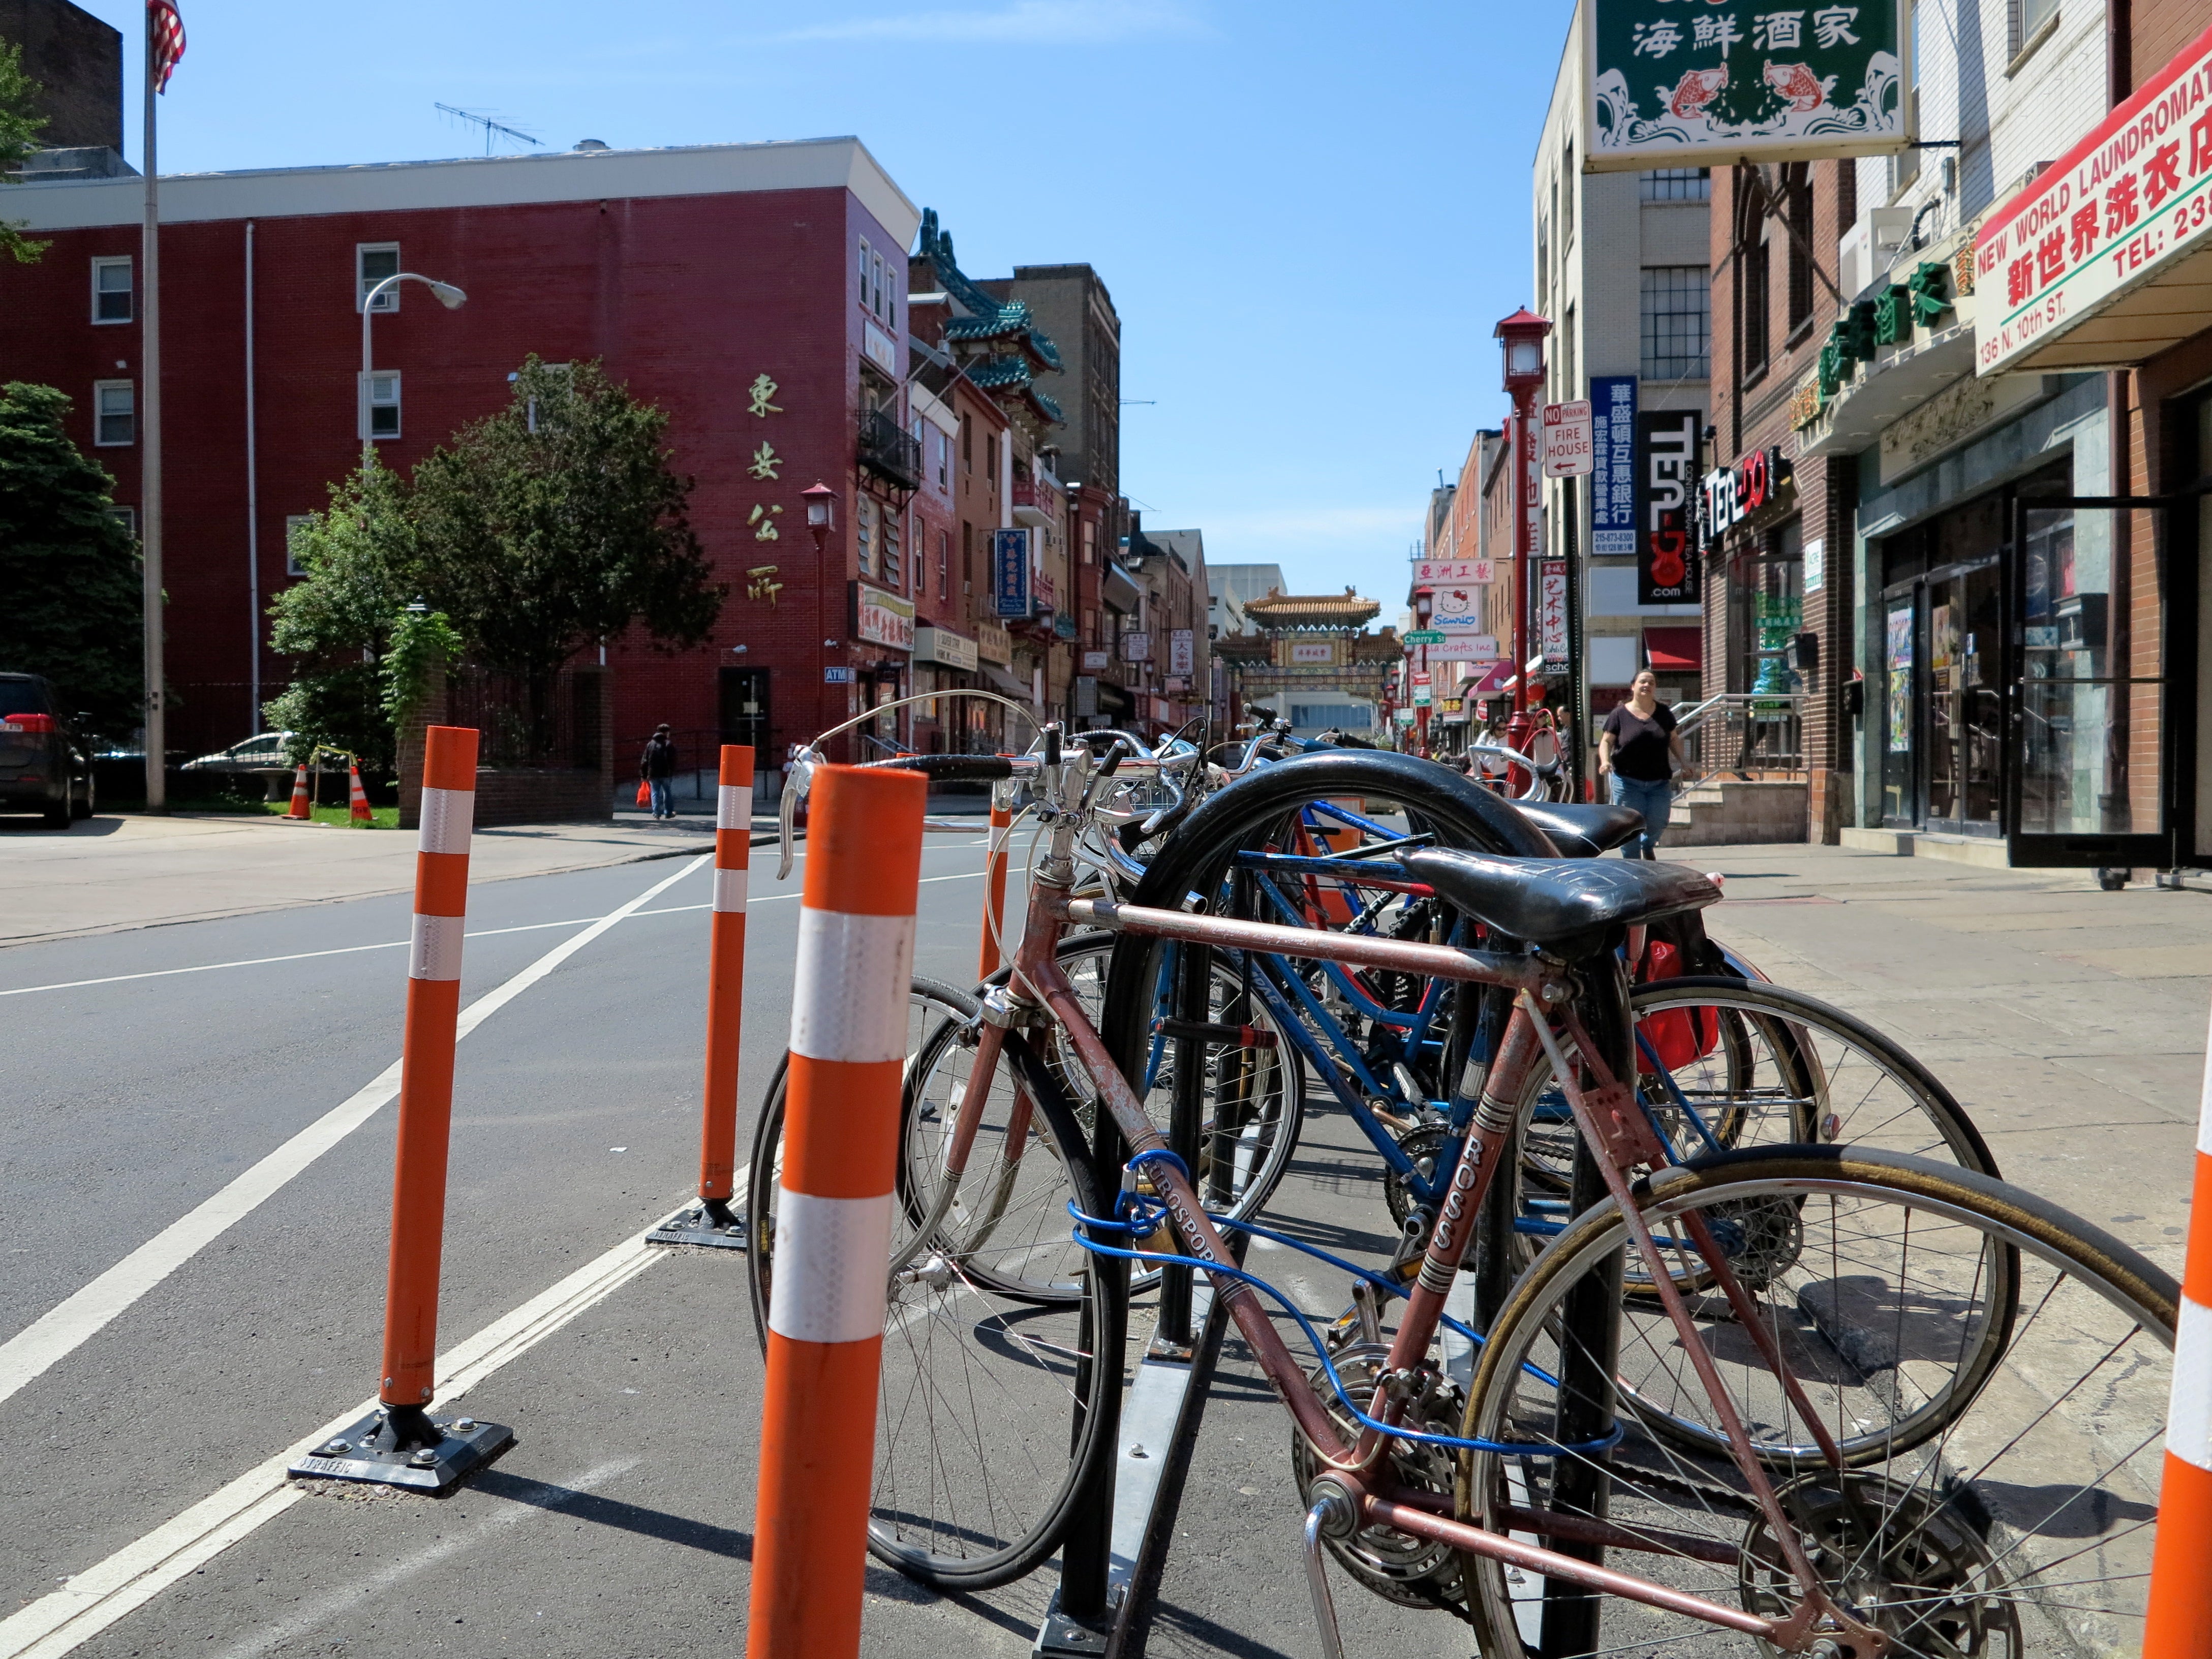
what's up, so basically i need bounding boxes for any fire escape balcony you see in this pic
[857,409,922,491]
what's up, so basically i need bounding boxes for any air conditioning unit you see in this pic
[1838,205,1920,300]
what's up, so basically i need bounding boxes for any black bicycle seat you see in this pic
[1512,801,1646,858]
[1398,849,1720,957]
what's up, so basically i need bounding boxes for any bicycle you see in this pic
[763,733,2179,1654]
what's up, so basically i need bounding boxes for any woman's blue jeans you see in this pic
[1608,774,1673,859]
[648,777,672,818]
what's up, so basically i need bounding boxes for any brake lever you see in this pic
[777,747,819,881]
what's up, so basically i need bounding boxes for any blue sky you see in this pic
[77,0,1566,602]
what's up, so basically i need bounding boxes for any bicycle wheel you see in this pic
[1456,1146,2178,1658]
[1101,751,1557,1213]
[744,978,1119,1590]
[1515,978,1994,1198]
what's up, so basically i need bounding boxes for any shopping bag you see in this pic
[1636,937,1719,1073]
[636,779,651,807]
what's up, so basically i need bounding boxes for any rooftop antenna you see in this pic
[435,104,544,157]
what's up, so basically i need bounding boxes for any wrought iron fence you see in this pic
[440,667,600,769]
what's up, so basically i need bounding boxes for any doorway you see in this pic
[719,668,771,760]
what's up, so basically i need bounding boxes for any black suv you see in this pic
[0,673,95,827]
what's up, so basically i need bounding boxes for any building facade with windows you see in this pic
[1530,1,1711,778]
[0,137,928,769]
[1759,0,2208,870]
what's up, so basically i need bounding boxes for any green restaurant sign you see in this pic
[1585,0,1912,170]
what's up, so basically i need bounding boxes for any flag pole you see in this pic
[140,3,166,811]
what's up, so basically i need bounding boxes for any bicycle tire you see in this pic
[744,978,1120,1591]
[1455,1146,2177,1658]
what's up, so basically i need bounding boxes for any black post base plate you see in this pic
[1033,1591,1112,1657]
[287,1407,513,1494]
[646,1199,747,1250]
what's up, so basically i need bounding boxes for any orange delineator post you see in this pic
[2143,1007,2212,1658]
[379,726,479,1414]
[347,759,374,825]
[286,762,312,819]
[749,763,925,1659]
[700,745,754,1201]
[977,797,1013,979]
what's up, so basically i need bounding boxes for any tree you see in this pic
[0,382,141,734]
[0,40,52,265]
[262,456,422,773]
[265,359,721,769]
[407,356,721,746]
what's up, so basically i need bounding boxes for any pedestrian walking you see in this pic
[1597,669,1684,859]
[640,724,680,820]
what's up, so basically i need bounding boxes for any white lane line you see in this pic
[0,855,711,1411]
[213,1458,640,1659]
[0,847,984,998]
[0,1200,702,1659]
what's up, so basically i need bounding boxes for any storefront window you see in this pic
[2018,500,2160,835]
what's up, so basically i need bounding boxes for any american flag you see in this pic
[149,1,186,94]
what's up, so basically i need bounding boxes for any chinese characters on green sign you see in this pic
[1586,1,1909,169]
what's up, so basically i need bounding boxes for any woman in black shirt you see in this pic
[1597,670,1685,859]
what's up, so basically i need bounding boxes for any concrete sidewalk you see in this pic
[0,812,722,948]
[1666,838,2209,1278]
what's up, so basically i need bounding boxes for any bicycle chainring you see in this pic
[1290,1344,1470,1617]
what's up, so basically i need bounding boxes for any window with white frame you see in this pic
[883,507,904,589]
[91,256,133,323]
[856,493,878,578]
[1639,267,1710,381]
[2013,0,2060,52]
[110,504,138,542]
[285,514,315,577]
[93,380,134,446]
[359,371,401,440]
[357,243,401,312]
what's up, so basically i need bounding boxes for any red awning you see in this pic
[1469,660,1515,694]
[1644,627,1702,672]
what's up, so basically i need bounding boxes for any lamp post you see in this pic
[802,482,839,749]
[1494,308,1552,767]
[359,272,467,460]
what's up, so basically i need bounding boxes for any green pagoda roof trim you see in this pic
[916,207,1066,373]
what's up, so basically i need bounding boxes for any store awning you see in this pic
[1469,660,1515,695]
[980,662,1032,700]
[1644,627,1702,672]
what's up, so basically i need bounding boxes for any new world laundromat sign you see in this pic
[1973,20,2212,375]
[1586,0,1911,170]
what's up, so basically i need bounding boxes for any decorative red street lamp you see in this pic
[802,481,837,551]
[1494,307,1551,769]
[803,481,841,746]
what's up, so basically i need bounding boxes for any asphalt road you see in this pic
[0,820,1488,1659]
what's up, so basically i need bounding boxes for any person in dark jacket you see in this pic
[640,725,680,819]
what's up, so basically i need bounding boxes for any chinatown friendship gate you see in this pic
[1212,590,1402,738]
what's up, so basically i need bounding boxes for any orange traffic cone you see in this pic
[287,763,312,819]
[348,760,374,825]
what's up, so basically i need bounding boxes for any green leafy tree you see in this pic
[407,356,721,748]
[0,40,52,265]
[266,359,721,768]
[262,457,416,772]
[0,382,141,734]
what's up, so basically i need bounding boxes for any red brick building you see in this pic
[0,138,928,774]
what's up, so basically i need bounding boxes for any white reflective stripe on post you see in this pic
[718,784,749,832]
[417,787,475,855]
[766,1190,894,1344]
[2172,1296,2212,1473]
[788,910,915,1064]
[713,868,748,914]
[408,913,465,981]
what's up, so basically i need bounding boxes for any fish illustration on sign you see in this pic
[1666,65,1730,119]
[1762,59,1836,112]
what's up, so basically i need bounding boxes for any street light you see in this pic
[1493,306,1551,769]
[360,272,467,451]
[802,481,837,548]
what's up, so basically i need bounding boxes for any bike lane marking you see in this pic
[0,1204,702,1659]
[0,854,711,1410]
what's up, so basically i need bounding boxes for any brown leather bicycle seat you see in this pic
[1398,849,1720,957]
[1512,801,1646,857]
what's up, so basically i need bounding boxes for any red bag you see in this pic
[636,779,651,807]
[1637,938,1719,1074]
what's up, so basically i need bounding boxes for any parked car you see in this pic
[0,673,95,827]
[181,730,296,775]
